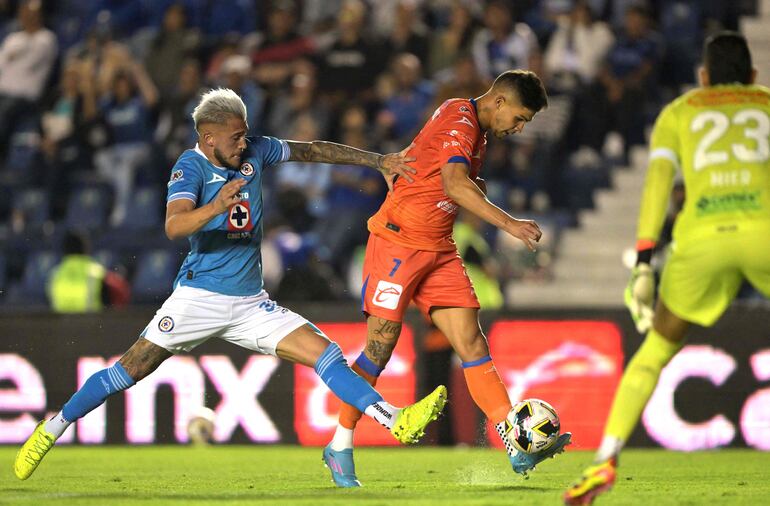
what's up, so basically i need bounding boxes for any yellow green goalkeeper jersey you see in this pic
[638,83,770,243]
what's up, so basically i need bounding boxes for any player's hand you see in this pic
[213,179,246,214]
[624,263,655,333]
[378,143,416,191]
[508,218,542,252]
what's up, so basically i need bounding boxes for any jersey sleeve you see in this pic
[254,136,291,167]
[636,103,678,246]
[167,158,203,205]
[433,109,479,166]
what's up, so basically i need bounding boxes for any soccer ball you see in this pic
[187,406,216,445]
[505,399,560,454]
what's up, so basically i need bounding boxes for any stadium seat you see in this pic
[93,249,119,271]
[12,188,50,228]
[65,185,112,231]
[4,118,41,181]
[118,187,163,230]
[3,250,60,306]
[130,249,179,303]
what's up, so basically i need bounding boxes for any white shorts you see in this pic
[141,286,309,355]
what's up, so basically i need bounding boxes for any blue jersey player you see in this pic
[14,88,447,481]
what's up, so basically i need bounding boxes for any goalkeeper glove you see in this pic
[624,263,655,334]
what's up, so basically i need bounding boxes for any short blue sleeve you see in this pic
[254,136,290,167]
[167,157,203,205]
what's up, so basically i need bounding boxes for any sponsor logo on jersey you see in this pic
[459,105,470,113]
[158,316,174,332]
[168,170,184,187]
[228,202,251,230]
[372,280,403,310]
[696,191,761,216]
[227,232,253,239]
[437,199,459,214]
[442,140,462,148]
[455,116,475,127]
[240,162,254,176]
[206,172,227,184]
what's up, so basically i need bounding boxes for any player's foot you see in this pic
[563,457,617,505]
[14,421,55,480]
[322,444,361,488]
[510,432,572,477]
[391,385,447,444]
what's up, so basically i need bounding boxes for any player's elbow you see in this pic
[442,177,463,203]
[164,221,184,241]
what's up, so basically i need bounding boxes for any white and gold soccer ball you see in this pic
[187,406,216,445]
[505,399,560,454]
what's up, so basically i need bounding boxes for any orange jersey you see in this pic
[368,98,487,251]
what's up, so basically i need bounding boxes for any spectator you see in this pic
[0,0,57,157]
[266,60,329,139]
[273,113,331,222]
[94,61,159,226]
[580,4,660,156]
[316,0,382,107]
[376,53,435,146]
[47,230,130,313]
[218,54,265,136]
[544,0,614,93]
[252,0,316,90]
[315,104,386,275]
[157,58,205,163]
[471,1,542,81]
[67,24,133,98]
[144,3,200,100]
[41,60,99,217]
[382,0,429,65]
[433,53,489,107]
[427,0,479,77]
[79,0,146,39]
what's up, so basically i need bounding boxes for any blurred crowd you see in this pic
[0,0,753,307]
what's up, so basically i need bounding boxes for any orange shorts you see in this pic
[361,233,480,321]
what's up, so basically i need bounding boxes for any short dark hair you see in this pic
[63,231,89,256]
[492,70,548,112]
[704,32,753,85]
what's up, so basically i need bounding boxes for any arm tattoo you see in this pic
[286,140,383,168]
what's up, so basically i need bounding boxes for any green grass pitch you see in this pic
[2,446,769,505]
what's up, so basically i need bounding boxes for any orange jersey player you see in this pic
[323,70,572,488]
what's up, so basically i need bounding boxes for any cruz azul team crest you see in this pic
[240,162,254,176]
[158,316,174,332]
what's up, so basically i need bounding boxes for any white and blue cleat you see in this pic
[510,432,572,478]
[322,443,362,488]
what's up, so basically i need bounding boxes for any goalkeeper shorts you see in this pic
[659,221,770,326]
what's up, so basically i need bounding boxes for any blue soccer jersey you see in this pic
[166,136,290,295]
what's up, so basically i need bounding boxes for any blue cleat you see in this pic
[510,432,572,478]
[322,444,361,488]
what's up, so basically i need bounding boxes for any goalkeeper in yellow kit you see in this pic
[564,32,770,505]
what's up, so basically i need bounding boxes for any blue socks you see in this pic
[62,362,135,421]
[354,353,384,377]
[315,343,383,412]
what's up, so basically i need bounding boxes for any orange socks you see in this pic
[462,356,512,424]
[339,356,382,429]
